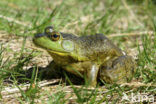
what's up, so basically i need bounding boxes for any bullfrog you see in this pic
[33,26,136,86]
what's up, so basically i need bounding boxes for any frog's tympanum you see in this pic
[33,26,136,86]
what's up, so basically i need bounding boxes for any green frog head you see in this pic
[34,26,74,52]
[33,26,88,62]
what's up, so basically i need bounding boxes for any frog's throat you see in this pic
[48,50,89,61]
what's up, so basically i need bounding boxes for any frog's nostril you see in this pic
[34,33,45,38]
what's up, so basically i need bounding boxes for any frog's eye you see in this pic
[51,32,60,41]
[45,26,54,35]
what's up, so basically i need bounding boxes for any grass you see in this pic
[0,0,156,103]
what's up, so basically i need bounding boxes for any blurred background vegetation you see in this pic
[0,0,155,35]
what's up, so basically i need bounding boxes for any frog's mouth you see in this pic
[47,50,70,56]
[33,33,75,54]
[33,38,69,53]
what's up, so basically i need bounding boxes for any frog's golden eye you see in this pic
[45,26,53,35]
[51,32,60,41]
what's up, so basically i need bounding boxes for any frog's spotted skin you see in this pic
[33,26,136,86]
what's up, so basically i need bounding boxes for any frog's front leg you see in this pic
[99,55,136,84]
[86,64,99,87]
[64,62,100,86]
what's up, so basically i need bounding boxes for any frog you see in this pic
[33,26,136,86]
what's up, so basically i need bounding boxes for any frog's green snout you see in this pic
[33,33,46,46]
[34,33,46,38]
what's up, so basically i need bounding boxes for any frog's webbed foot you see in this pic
[99,56,136,84]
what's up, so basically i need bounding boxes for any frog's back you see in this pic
[76,34,124,60]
